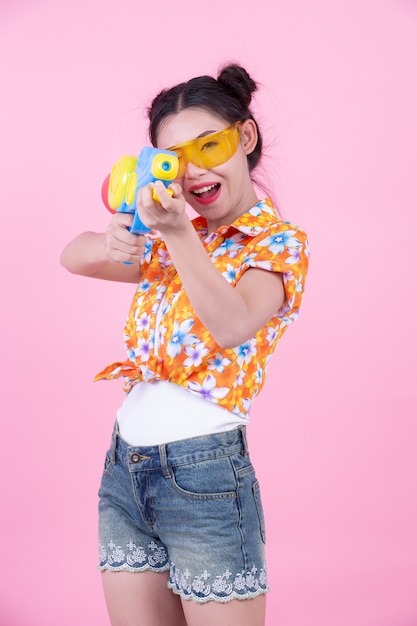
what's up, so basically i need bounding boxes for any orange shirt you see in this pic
[95,199,309,418]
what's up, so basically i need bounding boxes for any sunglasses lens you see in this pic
[175,155,187,178]
[171,125,240,176]
[199,138,232,168]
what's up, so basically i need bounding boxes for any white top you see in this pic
[117,380,249,446]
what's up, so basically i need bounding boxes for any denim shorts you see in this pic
[98,422,268,603]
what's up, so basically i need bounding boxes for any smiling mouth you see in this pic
[191,183,220,199]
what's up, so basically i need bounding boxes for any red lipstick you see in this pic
[188,182,221,205]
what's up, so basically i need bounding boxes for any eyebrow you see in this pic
[169,129,219,149]
[196,130,216,140]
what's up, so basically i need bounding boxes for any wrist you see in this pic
[157,213,192,240]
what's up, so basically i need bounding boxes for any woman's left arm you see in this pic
[138,183,285,349]
[163,220,284,348]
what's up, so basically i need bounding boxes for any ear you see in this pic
[239,119,258,156]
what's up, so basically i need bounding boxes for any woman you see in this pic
[61,63,309,626]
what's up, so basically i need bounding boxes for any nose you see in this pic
[184,160,207,178]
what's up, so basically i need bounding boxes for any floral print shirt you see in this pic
[95,198,309,418]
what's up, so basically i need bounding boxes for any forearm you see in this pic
[134,185,284,344]
[60,231,107,275]
[60,231,142,282]
[162,222,254,348]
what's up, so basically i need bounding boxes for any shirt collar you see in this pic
[192,198,280,240]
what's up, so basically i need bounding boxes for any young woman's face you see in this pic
[156,107,259,232]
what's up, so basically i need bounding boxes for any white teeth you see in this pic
[193,184,217,195]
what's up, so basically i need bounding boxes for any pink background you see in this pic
[1,0,416,624]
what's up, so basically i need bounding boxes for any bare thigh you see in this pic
[101,570,187,626]
[181,593,266,626]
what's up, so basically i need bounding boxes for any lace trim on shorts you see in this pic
[98,540,268,602]
[99,540,170,572]
[168,563,269,603]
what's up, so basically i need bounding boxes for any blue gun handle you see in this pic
[129,211,151,235]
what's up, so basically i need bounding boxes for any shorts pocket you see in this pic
[170,457,237,500]
[253,480,266,543]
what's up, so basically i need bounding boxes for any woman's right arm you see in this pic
[60,213,146,283]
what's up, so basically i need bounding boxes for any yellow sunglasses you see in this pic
[167,123,241,178]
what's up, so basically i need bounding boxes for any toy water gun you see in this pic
[101,147,179,234]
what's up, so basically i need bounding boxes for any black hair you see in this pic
[148,64,263,172]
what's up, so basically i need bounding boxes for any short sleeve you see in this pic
[243,222,309,318]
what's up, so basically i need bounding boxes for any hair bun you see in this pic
[217,64,257,108]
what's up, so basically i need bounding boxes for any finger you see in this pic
[112,212,134,227]
[111,213,142,237]
[168,182,183,197]
[155,180,181,210]
[139,183,156,206]
[107,221,145,250]
[105,238,146,263]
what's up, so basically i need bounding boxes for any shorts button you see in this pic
[130,453,141,463]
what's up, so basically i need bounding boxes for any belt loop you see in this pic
[239,425,249,458]
[110,421,119,464]
[158,444,171,478]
